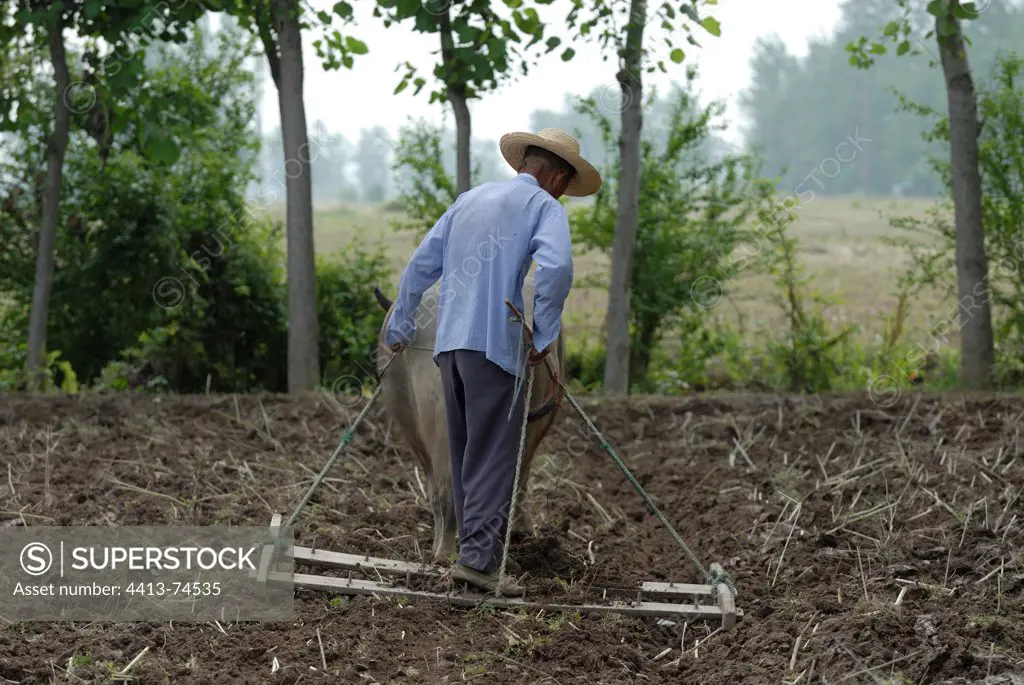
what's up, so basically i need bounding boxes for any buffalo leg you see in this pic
[429,470,457,565]
[511,486,533,540]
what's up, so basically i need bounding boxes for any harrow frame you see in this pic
[253,513,742,630]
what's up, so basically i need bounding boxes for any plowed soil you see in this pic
[1,390,1022,684]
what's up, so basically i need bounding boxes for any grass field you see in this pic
[264,195,951,349]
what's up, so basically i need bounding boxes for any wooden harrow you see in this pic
[250,299,743,630]
[252,514,741,629]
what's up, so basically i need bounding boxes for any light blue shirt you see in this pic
[385,173,573,378]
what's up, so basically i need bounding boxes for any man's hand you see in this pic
[527,345,549,366]
[385,314,416,355]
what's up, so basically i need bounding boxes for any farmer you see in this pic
[383,128,602,595]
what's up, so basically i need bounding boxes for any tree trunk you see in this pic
[449,88,471,194]
[271,0,320,392]
[601,0,646,395]
[438,9,471,194]
[936,6,995,389]
[25,15,71,391]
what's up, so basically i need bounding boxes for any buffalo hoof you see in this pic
[512,514,535,538]
[434,552,457,567]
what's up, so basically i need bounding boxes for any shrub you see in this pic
[0,325,79,392]
[1,26,391,395]
[106,212,289,393]
[563,338,605,392]
[316,243,392,392]
[647,314,744,393]
[570,67,761,389]
[0,22,265,385]
[751,180,864,393]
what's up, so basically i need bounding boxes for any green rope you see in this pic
[279,349,404,532]
[283,415,370,532]
[256,355,402,561]
[561,390,739,599]
[281,384,391,534]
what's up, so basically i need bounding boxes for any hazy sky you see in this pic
[250,0,843,150]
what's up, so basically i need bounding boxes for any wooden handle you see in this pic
[504,298,524,321]
[506,299,562,394]
[504,299,535,345]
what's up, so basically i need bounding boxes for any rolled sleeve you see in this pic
[528,199,573,353]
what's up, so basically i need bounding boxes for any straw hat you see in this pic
[499,128,602,197]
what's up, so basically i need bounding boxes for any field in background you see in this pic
[261,196,951,348]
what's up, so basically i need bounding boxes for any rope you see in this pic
[509,314,527,418]
[398,345,435,353]
[497,364,534,592]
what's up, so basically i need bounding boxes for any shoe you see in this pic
[450,563,524,597]
[450,543,521,573]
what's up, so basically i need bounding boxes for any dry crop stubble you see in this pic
[0,389,1021,683]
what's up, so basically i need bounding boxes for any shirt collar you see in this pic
[516,172,539,187]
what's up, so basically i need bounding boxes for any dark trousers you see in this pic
[437,349,526,572]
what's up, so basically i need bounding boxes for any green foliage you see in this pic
[316,244,392,392]
[110,211,289,393]
[751,180,864,393]
[378,0,556,105]
[0,22,392,396]
[0,25,264,385]
[98,238,390,395]
[647,314,744,393]
[570,69,761,389]
[563,0,719,75]
[563,338,605,392]
[0,15,49,134]
[978,55,1024,383]
[387,118,514,230]
[79,30,244,168]
[389,119,457,238]
[223,0,366,74]
[0,334,79,393]
[0,0,218,167]
[388,118,515,238]
[846,0,988,69]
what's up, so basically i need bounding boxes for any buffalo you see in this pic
[373,279,565,565]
